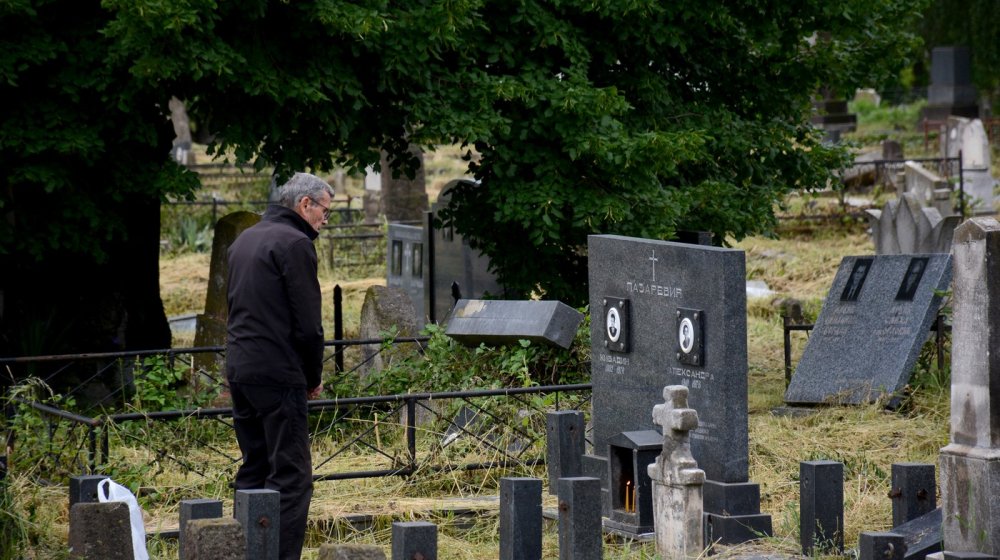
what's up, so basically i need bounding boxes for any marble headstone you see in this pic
[785,254,952,405]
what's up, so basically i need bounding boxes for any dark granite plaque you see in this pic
[587,234,748,484]
[386,224,426,326]
[784,254,951,405]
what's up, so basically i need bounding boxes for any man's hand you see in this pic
[307,384,323,400]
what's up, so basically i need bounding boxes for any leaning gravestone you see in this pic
[585,235,770,541]
[784,254,951,406]
[357,285,422,379]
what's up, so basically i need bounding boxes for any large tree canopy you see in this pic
[1,0,924,359]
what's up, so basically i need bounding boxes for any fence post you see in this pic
[784,315,793,387]
[406,397,417,473]
[334,285,344,374]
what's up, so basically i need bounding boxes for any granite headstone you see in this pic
[386,223,426,326]
[784,254,951,405]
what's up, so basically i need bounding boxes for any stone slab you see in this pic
[894,508,942,560]
[800,460,844,555]
[785,255,951,405]
[891,463,936,528]
[704,512,773,546]
[391,521,437,560]
[319,544,387,560]
[68,501,133,559]
[180,499,224,560]
[183,518,245,560]
[588,234,748,484]
[445,299,584,349]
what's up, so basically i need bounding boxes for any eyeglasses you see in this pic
[310,198,332,220]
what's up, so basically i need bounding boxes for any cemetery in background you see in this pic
[2,96,1000,558]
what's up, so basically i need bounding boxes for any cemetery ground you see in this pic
[3,102,978,559]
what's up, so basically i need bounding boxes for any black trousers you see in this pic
[231,382,313,560]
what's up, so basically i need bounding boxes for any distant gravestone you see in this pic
[922,46,979,121]
[866,193,960,255]
[784,254,952,406]
[425,181,505,323]
[358,285,422,379]
[944,117,997,214]
[445,299,584,349]
[585,234,769,540]
[169,96,194,165]
[194,211,260,376]
[386,224,426,326]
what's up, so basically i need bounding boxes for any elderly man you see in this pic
[226,172,333,559]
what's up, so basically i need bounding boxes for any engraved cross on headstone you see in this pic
[649,250,658,282]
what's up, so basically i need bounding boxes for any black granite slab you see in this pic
[588,234,748,483]
[785,254,951,405]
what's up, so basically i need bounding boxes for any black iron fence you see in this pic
[1,339,592,484]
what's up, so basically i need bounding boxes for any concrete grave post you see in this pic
[500,477,542,560]
[68,501,134,559]
[180,499,224,560]
[557,477,602,560]
[234,488,279,560]
[183,518,245,560]
[800,460,844,555]
[890,463,936,527]
[941,217,1000,555]
[546,411,585,495]
[647,385,705,559]
[859,532,907,560]
[391,521,437,560]
[69,474,106,507]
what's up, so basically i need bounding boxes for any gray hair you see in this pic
[271,172,334,209]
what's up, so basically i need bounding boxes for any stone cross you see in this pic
[648,385,705,558]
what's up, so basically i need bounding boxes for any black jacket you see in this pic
[226,205,324,389]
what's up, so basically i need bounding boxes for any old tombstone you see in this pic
[424,180,506,323]
[866,193,960,255]
[941,217,1000,556]
[180,499,224,560]
[922,46,979,121]
[318,544,387,560]
[810,96,857,141]
[800,460,844,555]
[183,518,245,560]
[585,234,770,540]
[386,223,426,325]
[357,285,422,379]
[891,508,943,560]
[193,211,261,376]
[784,254,952,406]
[445,299,584,349]
[391,521,437,560]
[234,489,279,560]
[648,385,705,559]
[558,477,603,560]
[380,146,429,223]
[68,501,134,559]
[546,411,585,496]
[500,477,542,560]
